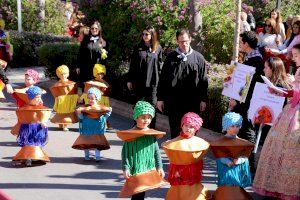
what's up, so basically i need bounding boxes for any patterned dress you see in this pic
[253,90,300,200]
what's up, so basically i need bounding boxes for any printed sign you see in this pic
[222,61,256,102]
[248,82,285,124]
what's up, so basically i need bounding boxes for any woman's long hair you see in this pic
[287,20,300,47]
[269,8,283,36]
[266,57,291,89]
[140,26,159,53]
[263,18,278,34]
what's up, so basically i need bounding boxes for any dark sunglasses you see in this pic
[142,32,151,36]
[265,24,272,27]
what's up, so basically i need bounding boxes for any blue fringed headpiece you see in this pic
[26,86,43,100]
[222,112,243,132]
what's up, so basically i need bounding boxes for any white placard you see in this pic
[248,82,285,124]
[222,61,256,103]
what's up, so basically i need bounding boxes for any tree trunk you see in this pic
[232,0,241,62]
[188,0,203,53]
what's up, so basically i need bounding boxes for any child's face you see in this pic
[96,73,104,80]
[58,72,69,81]
[182,124,197,136]
[263,62,273,78]
[30,95,43,106]
[227,125,240,136]
[136,114,152,129]
[88,93,97,105]
[25,75,35,87]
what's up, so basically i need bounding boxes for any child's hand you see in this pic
[227,161,234,167]
[174,171,180,178]
[233,159,238,165]
[5,84,13,94]
[123,170,130,179]
[41,122,47,128]
[76,108,82,115]
[77,98,83,104]
[157,168,165,178]
[108,107,112,112]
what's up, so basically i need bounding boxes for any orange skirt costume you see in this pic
[162,135,212,200]
[210,136,254,200]
[117,129,168,198]
[13,105,52,163]
[50,80,78,125]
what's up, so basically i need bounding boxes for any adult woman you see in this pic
[253,44,300,200]
[269,8,285,41]
[77,21,108,88]
[258,18,282,55]
[127,26,163,128]
[255,57,291,145]
[268,20,300,72]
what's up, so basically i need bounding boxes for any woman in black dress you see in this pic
[76,20,108,89]
[127,26,163,128]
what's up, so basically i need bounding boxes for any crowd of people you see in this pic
[0,3,300,200]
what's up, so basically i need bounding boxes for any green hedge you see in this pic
[10,31,76,68]
[38,42,79,78]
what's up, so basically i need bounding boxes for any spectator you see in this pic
[253,43,300,200]
[269,8,286,41]
[127,26,163,128]
[284,14,294,39]
[76,20,108,89]
[231,31,264,173]
[243,5,256,31]
[240,12,251,33]
[258,18,282,59]
[156,29,208,139]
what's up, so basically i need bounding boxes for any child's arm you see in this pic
[233,157,248,165]
[75,107,84,119]
[121,145,130,179]
[220,157,234,167]
[154,140,165,178]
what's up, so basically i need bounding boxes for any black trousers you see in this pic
[131,192,145,200]
[133,86,157,129]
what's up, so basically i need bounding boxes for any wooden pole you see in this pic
[17,0,22,33]
[232,0,242,61]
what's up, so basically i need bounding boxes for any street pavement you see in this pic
[0,67,264,199]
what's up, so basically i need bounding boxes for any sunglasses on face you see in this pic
[142,32,151,36]
[265,24,272,28]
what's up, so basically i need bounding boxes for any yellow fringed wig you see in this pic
[56,65,69,77]
[93,64,106,77]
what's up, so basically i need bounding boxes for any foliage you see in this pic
[243,0,300,23]
[38,42,79,78]
[10,31,75,67]
[0,0,67,34]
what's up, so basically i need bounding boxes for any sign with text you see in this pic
[222,61,256,102]
[248,82,285,124]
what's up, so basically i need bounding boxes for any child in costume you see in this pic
[11,69,42,108]
[0,58,13,100]
[50,65,78,131]
[162,112,211,200]
[12,86,52,167]
[210,112,254,200]
[117,101,167,199]
[72,87,112,162]
[80,63,110,107]
[11,69,43,135]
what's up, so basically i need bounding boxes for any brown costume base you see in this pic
[214,186,253,200]
[119,169,168,198]
[50,112,78,124]
[166,183,212,200]
[13,146,50,162]
[72,134,110,150]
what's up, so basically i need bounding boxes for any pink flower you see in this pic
[178,15,185,21]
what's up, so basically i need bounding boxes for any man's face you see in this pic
[239,37,247,53]
[177,33,191,53]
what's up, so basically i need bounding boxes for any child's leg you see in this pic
[84,149,90,160]
[131,192,145,200]
[95,149,100,161]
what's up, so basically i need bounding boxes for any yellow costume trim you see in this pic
[54,94,78,113]
[0,80,5,99]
